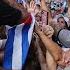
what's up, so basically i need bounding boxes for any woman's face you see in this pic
[57,17,66,28]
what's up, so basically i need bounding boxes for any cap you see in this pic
[58,29,70,48]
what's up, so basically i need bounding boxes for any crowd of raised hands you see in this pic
[12,0,70,70]
[26,0,70,70]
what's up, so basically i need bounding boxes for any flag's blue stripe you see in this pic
[3,27,16,70]
[22,24,30,66]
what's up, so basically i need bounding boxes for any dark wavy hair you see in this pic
[0,0,22,26]
[57,16,68,29]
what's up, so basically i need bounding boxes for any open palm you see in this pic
[27,1,36,14]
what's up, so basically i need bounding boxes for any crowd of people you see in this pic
[0,0,70,70]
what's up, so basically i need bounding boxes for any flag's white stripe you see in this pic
[28,13,35,45]
[12,24,24,69]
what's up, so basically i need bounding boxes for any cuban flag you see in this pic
[3,13,35,70]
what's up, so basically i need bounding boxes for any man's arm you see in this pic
[34,33,47,70]
[36,29,62,62]
[41,0,48,11]
[41,0,53,24]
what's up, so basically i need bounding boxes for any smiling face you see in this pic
[57,17,66,29]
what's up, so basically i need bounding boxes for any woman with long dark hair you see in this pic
[0,0,22,26]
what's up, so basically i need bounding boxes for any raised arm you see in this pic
[33,33,47,70]
[41,0,48,11]
[41,0,53,24]
[35,25,62,62]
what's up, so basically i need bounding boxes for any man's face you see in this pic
[57,18,66,29]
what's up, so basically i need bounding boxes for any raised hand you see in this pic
[57,51,66,69]
[26,0,36,14]
[57,49,70,68]
[42,25,54,38]
[41,0,49,11]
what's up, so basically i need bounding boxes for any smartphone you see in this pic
[41,10,48,25]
